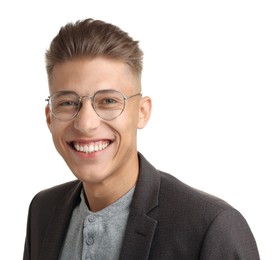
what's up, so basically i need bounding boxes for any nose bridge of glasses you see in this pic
[79,95,95,107]
[78,95,98,120]
[73,96,102,130]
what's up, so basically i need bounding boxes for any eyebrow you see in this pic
[51,89,120,97]
[51,90,78,96]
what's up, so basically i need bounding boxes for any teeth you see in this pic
[89,145,94,153]
[73,141,110,154]
[84,145,89,153]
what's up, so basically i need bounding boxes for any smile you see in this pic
[72,141,111,154]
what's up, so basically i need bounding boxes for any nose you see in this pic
[73,97,101,133]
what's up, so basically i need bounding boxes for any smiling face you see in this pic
[46,57,151,189]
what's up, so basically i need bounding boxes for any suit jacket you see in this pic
[23,153,260,259]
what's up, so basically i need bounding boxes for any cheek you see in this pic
[119,115,139,141]
[110,113,138,142]
[49,121,67,143]
[49,123,60,135]
[49,124,68,157]
[124,105,140,125]
[121,111,139,131]
[50,128,62,149]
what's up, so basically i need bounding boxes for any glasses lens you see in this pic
[94,90,125,120]
[50,92,79,121]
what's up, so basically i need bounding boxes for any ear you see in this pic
[45,105,52,132]
[137,96,152,129]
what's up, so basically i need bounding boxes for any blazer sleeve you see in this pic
[23,196,34,260]
[199,208,260,260]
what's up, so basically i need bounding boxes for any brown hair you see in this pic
[45,18,143,81]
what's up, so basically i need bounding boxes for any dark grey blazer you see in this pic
[23,153,260,259]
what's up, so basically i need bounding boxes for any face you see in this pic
[46,58,151,187]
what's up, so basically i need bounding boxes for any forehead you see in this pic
[49,58,140,95]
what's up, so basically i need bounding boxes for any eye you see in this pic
[94,90,124,111]
[51,93,79,108]
[57,100,78,107]
[102,98,118,104]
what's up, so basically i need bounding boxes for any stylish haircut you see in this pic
[45,18,143,82]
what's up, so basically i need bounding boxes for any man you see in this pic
[23,18,260,260]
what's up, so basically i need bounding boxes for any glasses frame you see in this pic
[45,89,142,121]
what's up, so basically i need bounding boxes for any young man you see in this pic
[23,18,260,260]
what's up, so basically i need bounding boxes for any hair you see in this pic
[45,18,143,82]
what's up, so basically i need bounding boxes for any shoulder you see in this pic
[138,153,233,217]
[199,199,259,258]
[29,180,82,210]
[158,170,231,213]
[155,170,250,232]
[137,154,259,258]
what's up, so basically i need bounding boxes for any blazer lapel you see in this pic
[39,182,82,260]
[39,206,73,260]
[38,154,160,260]
[120,209,157,260]
[120,153,160,260]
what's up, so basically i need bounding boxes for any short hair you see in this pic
[45,18,143,81]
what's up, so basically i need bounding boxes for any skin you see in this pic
[45,57,152,211]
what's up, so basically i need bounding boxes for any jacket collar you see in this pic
[119,152,160,260]
[131,152,160,213]
[39,181,83,260]
[39,153,160,260]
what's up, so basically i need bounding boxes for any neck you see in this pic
[83,163,138,212]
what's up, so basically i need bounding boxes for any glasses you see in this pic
[46,89,141,121]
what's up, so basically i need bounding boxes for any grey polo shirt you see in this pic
[59,187,135,260]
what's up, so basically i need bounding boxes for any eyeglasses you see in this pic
[46,89,141,121]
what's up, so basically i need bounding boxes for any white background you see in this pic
[0,1,275,259]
